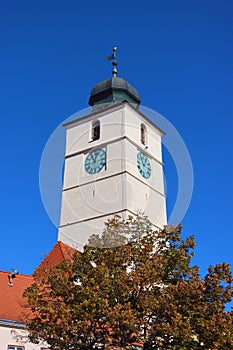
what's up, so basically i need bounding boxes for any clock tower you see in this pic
[58,50,167,249]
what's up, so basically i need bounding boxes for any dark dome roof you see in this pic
[88,77,141,108]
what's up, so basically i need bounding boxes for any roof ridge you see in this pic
[0,270,32,278]
[57,240,67,259]
[0,242,77,323]
[33,241,76,275]
[58,240,76,259]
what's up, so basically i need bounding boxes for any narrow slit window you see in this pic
[141,124,147,145]
[92,120,100,141]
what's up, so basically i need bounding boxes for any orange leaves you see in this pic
[23,216,233,349]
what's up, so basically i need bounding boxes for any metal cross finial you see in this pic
[106,46,118,77]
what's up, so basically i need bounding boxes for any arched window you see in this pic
[92,120,100,141]
[141,123,147,145]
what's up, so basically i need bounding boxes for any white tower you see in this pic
[59,51,167,249]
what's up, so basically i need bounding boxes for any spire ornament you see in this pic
[106,46,118,77]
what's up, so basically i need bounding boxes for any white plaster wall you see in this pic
[63,138,164,194]
[64,103,164,160]
[124,140,165,195]
[59,103,167,249]
[61,139,166,227]
[0,325,47,350]
[59,209,156,249]
[63,141,125,190]
[60,174,126,225]
[124,105,163,161]
[65,107,124,156]
[125,173,167,228]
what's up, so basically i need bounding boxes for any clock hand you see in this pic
[93,153,98,163]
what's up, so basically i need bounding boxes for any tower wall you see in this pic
[59,103,167,248]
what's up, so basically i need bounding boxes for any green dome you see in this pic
[88,77,141,109]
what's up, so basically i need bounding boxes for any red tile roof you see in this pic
[33,241,77,275]
[0,270,33,322]
[0,241,77,323]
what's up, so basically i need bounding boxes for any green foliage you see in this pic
[23,215,233,349]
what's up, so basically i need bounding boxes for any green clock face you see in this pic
[137,152,151,179]
[85,149,106,174]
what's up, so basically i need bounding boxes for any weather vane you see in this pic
[106,46,118,77]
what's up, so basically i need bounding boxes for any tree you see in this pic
[23,215,233,349]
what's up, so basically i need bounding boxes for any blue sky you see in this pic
[0,0,232,295]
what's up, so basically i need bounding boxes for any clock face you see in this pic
[137,152,151,179]
[85,149,106,174]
